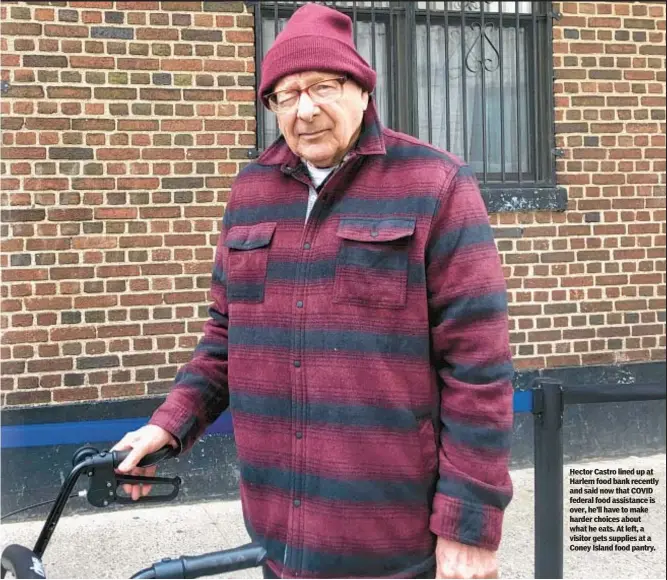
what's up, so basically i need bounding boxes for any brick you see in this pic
[70,56,115,69]
[141,147,185,160]
[118,120,159,131]
[0,118,25,131]
[71,119,115,131]
[625,18,656,30]
[203,1,244,12]
[45,24,88,37]
[183,89,225,101]
[6,390,51,405]
[117,58,160,70]
[139,88,181,101]
[639,45,667,56]
[71,178,115,190]
[162,1,202,10]
[570,42,604,54]
[1,23,42,36]
[46,86,92,100]
[1,329,49,345]
[63,373,85,386]
[102,384,145,399]
[48,266,95,282]
[117,178,159,189]
[24,178,69,191]
[95,208,138,220]
[49,147,94,160]
[96,148,140,161]
[53,387,99,402]
[6,85,44,99]
[605,43,637,54]
[49,207,94,224]
[162,177,204,189]
[0,209,46,224]
[1,361,26,375]
[588,17,621,28]
[589,69,622,80]
[123,353,167,367]
[22,55,68,68]
[105,11,124,24]
[97,324,141,338]
[93,87,137,100]
[138,28,179,41]
[556,122,588,134]
[161,59,203,71]
[181,29,222,42]
[76,355,120,370]
[226,89,255,101]
[91,26,134,39]
[28,358,73,373]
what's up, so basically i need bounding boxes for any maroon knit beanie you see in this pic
[259,3,376,109]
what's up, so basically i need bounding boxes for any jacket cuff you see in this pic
[148,402,195,454]
[430,493,504,551]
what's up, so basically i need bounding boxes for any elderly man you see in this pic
[114,3,514,579]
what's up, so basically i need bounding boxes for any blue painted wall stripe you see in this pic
[1,393,531,449]
[1,411,234,449]
[513,390,533,413]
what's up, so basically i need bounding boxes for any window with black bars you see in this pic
[249,1,565,212]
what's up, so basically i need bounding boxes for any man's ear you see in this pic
[362,90,369,111]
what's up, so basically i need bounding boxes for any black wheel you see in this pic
[0,545,46,579]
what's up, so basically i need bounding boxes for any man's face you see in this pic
[272,71,369,168]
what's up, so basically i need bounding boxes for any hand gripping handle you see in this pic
[112,445,178,469]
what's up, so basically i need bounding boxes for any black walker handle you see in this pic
[131,542,268,579]
[31,445,180,561]
[112,446,178,469]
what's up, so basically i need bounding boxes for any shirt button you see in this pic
[295,431,303,439]
[296,300,303,308]
[293,499,301,507]
[303,243,311,250]
[294,360,301,368]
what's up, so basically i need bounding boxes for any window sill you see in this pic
[481,186,568,213]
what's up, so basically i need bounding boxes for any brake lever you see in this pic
[114,474,182,504]
[81,448,181,508]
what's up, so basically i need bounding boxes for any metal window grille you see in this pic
[251,1,557,193]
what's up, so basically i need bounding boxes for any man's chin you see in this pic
[300,149,336,168]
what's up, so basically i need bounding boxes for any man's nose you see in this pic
[296,92,317,121]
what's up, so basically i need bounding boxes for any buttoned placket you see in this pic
[280,158,354,575]
[281,164,313,576]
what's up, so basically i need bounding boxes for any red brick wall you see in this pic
[0,1,255,405]
[522,0,665,369]
[0,1,665,407]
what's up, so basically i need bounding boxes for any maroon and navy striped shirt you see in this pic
[150,100,514,579]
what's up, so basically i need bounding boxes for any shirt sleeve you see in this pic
[148,213,231,453]
[426,164,514,551]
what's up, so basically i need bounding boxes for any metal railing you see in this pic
[529,378,666,579]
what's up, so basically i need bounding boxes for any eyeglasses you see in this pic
[266,76,348,114]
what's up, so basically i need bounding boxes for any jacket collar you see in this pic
[256,97,386,171]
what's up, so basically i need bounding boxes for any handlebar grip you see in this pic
[130,542,267,579]
[113,445,177,469]
[182,543,267,577]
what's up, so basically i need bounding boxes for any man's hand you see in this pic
[435,537,498,579]
[111,424,178,501]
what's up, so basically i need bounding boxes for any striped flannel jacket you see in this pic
[149,100,514,579]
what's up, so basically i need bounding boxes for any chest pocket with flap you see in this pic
[333,217,416,308]
[224,222,277,304]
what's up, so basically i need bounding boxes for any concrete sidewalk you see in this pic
[1,454,665,579]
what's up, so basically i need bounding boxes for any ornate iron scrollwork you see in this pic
[446,18,501,79]
[465,21,501,74]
